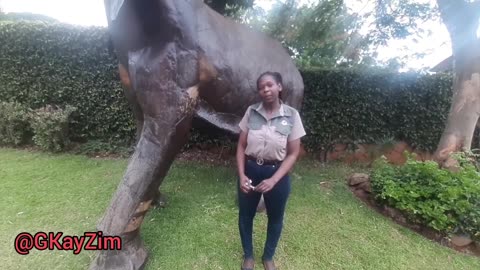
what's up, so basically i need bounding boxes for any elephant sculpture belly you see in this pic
[90,1,304,269]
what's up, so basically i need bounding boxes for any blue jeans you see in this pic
[238,159,291,261]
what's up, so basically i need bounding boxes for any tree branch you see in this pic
[437,0,480,61]
[470,1,480,21]
[436,0,466,22]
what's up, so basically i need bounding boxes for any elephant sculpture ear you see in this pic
[104,0,125,23]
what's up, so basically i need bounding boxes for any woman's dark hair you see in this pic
[256,71,283,89]
[257,71,284,100]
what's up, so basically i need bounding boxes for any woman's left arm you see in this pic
[255,138,301,193]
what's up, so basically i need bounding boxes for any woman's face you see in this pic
[257,75,282,104]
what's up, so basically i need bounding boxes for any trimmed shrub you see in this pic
[30,105,76,152]
[371,153,480,240]
[0,101,31,146]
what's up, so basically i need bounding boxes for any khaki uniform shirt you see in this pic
[239,102,306,161]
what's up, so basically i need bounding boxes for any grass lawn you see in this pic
[0,147,479,270]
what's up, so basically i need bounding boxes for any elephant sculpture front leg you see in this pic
[90,47,199,270]
[89,110,195,270]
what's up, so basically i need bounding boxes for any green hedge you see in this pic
[0,21,135,144]
[301,69,453,152]
[0,21,458,152]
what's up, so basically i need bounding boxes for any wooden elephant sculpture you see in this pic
[90,1,304,269]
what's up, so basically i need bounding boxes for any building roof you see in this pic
[430,55,453,72]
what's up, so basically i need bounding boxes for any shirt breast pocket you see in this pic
[273,117,293,136]
[247,111,265,130]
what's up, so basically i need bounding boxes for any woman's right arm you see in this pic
[236,130,250,193]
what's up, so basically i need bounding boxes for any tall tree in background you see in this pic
[204,0,254,16]
[237,0,426,69]
[434,0,480,164]
[369,0,436,71]
[373,1,434,45]
[267,0,353,67]
[241,0,372,68]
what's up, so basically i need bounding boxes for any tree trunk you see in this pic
[434,47,480,162]
[434,0,480,165]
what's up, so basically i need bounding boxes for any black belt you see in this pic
[246,155,281,166]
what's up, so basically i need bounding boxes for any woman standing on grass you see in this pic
[236,71,306,270]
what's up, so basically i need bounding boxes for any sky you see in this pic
[345,0,451,71]
[0,0,453,70]
[0,0,108,26]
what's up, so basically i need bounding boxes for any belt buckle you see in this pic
[256,157,264,165]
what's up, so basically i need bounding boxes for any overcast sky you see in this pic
[0,0,453,70]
